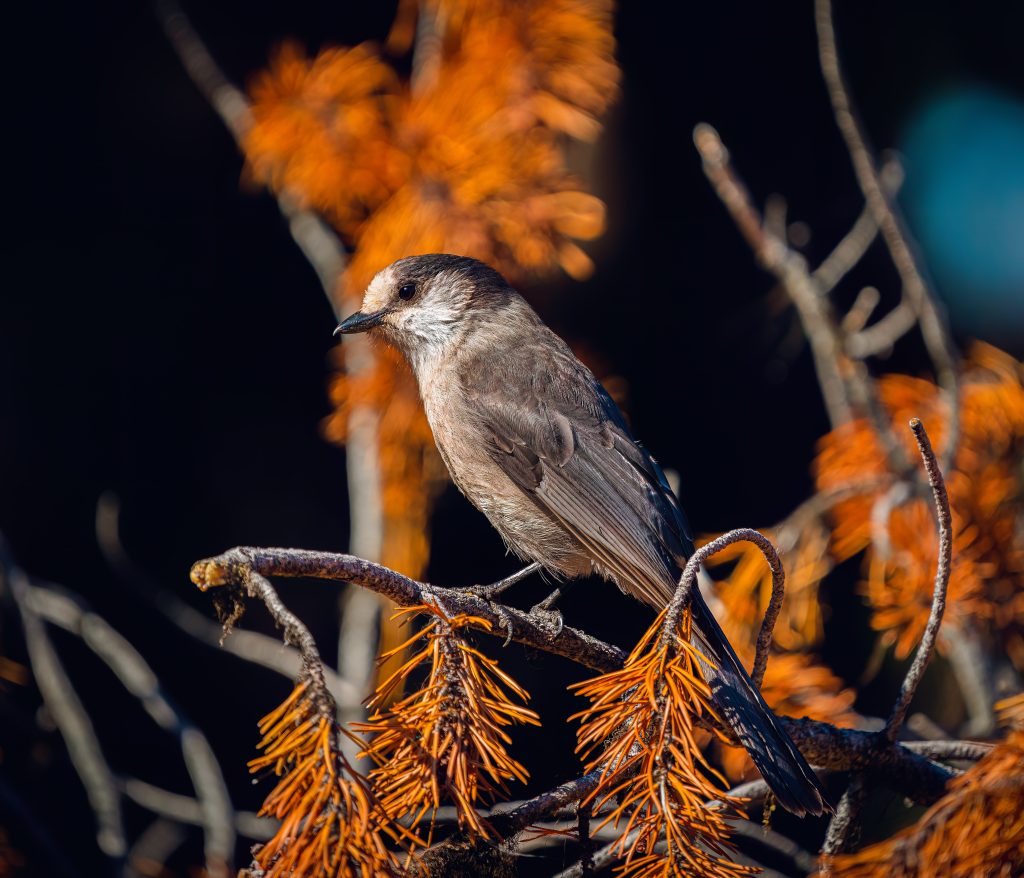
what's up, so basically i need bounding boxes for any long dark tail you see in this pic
[687,589,830,816]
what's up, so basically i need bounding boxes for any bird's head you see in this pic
[335,254,517,371]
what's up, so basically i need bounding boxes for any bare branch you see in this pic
[815,0,960,467]
[885,419,952,740]
[662,528,783,688]
[6,568,126,859]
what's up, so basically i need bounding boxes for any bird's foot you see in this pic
[458,561,541,601]
[527,587,565,636]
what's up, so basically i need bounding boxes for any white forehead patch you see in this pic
[361,265,397,313]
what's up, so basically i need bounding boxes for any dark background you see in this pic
[3,1,1023,874]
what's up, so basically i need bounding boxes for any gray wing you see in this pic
[465,333,692,607]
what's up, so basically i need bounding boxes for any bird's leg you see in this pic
[526,581,578,636]
[459,561,542,601]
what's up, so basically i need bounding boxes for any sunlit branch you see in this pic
[885,419,952,740]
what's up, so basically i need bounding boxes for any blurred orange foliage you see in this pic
[822,693,1024,877]
[571,609,754,878]
[815,343,1024,665]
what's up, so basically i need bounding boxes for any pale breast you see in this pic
[421,375,589,576]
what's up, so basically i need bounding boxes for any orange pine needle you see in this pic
[570,609,754,878]
[355,603,539,844]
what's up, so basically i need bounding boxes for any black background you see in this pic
[3,1,1023,874]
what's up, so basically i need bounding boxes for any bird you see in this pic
[335,253,829,817]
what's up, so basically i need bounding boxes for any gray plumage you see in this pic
[337,254,828,817]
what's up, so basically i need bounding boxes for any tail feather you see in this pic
[688,591,830,817]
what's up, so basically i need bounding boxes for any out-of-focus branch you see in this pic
[121,779,272,840]
[126,820,186,878]
[20,583,235,876]
[694,123,911,482]
[815,0,960,467]
[662,528,783,688]
[7,565,127,861]
[885,419,951,740]
[811,160,900,294]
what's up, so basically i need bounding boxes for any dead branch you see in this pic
[821,773,867,866]
[191,545,958,810]
[885,419,952,740]
[121,778,272,840]
[815,0,960,466]
[662,528,783,688]
[693,123,912,485]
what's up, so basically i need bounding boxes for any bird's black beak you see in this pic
[334,309,386,336]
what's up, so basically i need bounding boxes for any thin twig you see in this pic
[694,123,912,485]
[662,528,783,688]
[885,419,951,740]
[815,0,960,469]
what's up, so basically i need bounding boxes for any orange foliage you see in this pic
[815,343,1024,664]
[247,683,404,877]
[356,603,539,842]
[823,694,1024,877]
[571,609,753,878]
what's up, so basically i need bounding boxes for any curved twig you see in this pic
[885,419,952,740]
[662,528,783,688]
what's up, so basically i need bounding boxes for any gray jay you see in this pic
[336,253,828,817]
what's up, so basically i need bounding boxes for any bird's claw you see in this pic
[528,604,564,637]
[495,605,515,647]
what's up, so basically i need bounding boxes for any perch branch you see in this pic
[191,545,958,807]
[885,419,951,740]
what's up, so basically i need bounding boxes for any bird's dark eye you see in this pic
[398,283,417,301]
